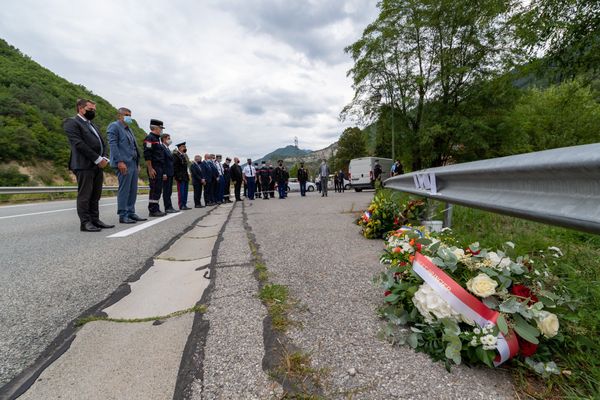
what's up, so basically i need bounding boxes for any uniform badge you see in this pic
[146,142,152,148]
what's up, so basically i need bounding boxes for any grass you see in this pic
[270,346,328,399]
[449,205,600,399]
[259,284,291,332]
[75,304,207,327]
[256,261,269,282]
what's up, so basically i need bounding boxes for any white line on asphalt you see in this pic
[107,212,183,238]
[0,203,117,220]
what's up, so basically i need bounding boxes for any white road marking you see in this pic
[0,203,117,220]
[107,212,183,238]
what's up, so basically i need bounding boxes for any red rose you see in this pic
[517,335,538,357]
[415,243,422,252]
[384,290,392,297]
[465,247,480,256]
[510,284,539,304]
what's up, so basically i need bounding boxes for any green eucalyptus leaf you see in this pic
[496,315,509,335]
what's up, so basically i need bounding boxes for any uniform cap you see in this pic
[175,142,186,147]
[150,119,165,128]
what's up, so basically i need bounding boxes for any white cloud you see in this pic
[0,0,378,159]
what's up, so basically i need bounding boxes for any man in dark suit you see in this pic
[201,153,214,205]
[161,133,178,213]
[230,157,243,201]
[190,155,206,207]
[173,142,191,210]
[64,99,115,232]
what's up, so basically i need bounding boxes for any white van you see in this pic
[348,157,393,191]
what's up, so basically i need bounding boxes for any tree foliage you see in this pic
[335,127,368,171]
[0,39,147,183]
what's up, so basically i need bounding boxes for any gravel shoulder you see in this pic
[246,191,515,399]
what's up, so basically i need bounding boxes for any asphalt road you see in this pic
[0,192,211,387]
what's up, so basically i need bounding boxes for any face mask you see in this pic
[84,109,95,120]
[183,149,187,153]
[248,161,251,165]
[279,163,283,166]
[124,116,133,124]
[166,139,172,145]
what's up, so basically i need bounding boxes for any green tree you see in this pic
[335,127,367,171]
[343,0,519,169]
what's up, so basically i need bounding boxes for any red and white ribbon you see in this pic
[412,252,519,366]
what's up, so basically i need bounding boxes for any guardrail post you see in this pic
[443,203,453,229]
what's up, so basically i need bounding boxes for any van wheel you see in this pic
[344,184,350,190]
[308,186,314,192]
[354,188,362,192]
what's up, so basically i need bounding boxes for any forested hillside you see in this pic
[338,0,600,172]
[0,39,147,186]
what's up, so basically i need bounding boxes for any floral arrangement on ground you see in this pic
[356,190,425,239]
[374,225,576,377]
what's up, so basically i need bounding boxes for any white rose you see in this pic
[536,311,559,338]
[466,273,498,298]
[452,247,466,260]
[412,283,464,323]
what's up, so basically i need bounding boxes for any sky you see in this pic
[0,0,379,160]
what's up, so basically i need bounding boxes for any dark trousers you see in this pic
[177,180,189,209]
[74,167,103,224]
[234,179,242,200]
[204,180,213,204]
[116,160,138,217]
[269,181,275,198]
[300,181,307,196]
[193,182,203,206]
[246,177,256,200]
[261,179,270,198]
[216,175,225,202]
[211,179,218,203]
[224,177,231,201]
[148,166,164,212]
[163,175,174,210]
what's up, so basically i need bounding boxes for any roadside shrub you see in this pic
[0,165,29,186]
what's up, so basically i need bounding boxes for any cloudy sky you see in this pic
[0,0,378,159]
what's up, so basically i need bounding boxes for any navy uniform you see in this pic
[161,134,178,213]
[254,162,262,198]
[258,161,271,200]
[144,119,166,216]
[268,164,275,198]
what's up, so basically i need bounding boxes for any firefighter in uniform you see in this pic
[268,163,275,198]
[258,160,271,200]
[282,165,289,198]
[144,119,166,217]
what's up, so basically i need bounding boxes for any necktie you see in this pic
[87,121,103,154]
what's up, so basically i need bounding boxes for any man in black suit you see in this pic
[64,99,115,232]
[190,155,206,207]
[160,133,178,213]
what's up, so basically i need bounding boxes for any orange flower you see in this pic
[392,247,402,253]
[409,254,415,263]
[409,239,415,246]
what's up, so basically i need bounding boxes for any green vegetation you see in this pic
[339,0,600,171]
[259,284,291,332]
[0,165,28,186]
[75,304,207,327]
[0,38,148,184]
[450,206,600,399]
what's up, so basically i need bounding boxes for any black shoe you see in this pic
[129,214,147,221]
[149,211,167,217]
[81,222,101,232]
[181,206,192,210]
[165,208,179,213]
[93,220,115,229]
[119,217,136,224]
[194,204,202,208]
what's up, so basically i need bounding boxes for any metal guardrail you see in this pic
[383,143,600,234]
[0,186,150,195]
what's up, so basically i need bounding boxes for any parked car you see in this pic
[327,174,351,190]
[286,178,316,192]
[348,157,393,191]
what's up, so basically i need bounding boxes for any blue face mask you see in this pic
[124,116,133,124]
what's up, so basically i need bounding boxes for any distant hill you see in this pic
[255,145,312,164]
[0,38,148,186]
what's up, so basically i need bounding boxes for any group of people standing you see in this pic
[63,99,346,232]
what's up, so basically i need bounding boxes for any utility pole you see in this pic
[390,90,395,162]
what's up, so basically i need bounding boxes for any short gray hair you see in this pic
[150,124,161,131]
[117,107,131,116]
